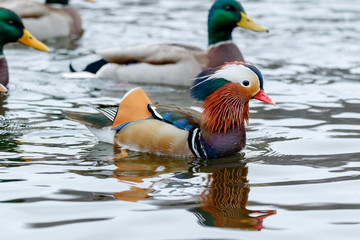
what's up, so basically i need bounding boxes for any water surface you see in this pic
[1,0,360,239]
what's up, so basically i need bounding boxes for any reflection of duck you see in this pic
[0,0,92,40]
[63,61,275,158]
[69,0,267,86]
[190,162,276,230]
[111,152,192,202]
[109,149,275,230]
[0,8,50,87]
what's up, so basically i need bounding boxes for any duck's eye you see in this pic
[224,5,234,11]
[242,80,250,86]
[8,20,14,26]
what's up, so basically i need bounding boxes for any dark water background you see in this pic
[1,0,360,239]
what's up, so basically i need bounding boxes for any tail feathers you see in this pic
[84,59,108,73]
[69,58,108,74]
[69,63,77,72]
[95,105,119,122]
[62,110,112,129]
[65,60,98,78]
[67,58,108,76]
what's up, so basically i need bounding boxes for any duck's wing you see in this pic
[95,44,206,65]
[63,88,201,154]
[148,104,201,131]
[63,88,202,131]
[95,102,201,132]
[108,95,201,157]
[92,88,200,132]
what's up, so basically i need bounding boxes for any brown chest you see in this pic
[207,42,244,68]
[0,57,9,86]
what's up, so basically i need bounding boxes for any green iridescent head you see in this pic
[0,8,25,54]
[0,8,50,56]
[208,0,267,45]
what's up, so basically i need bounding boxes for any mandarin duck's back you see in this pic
[63,61,275,158]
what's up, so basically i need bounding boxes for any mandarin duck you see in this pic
[0,8,50,87]
[0,0,93,40]
[63,61,275,158]
[67,0,267,86]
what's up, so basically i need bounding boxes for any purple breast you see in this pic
[207,42,244,68]
[0,57,9,86]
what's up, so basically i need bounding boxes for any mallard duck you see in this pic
[0,0,93,40]
[63,61,275,158]
[0,8,50,87]
[69,0,267,86]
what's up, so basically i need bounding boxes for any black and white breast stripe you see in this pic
[188,128,207,158]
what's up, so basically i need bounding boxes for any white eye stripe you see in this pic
[209,64,259,84]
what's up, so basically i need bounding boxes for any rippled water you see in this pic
[1,0,360,239]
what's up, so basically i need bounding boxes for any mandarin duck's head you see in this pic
[191,61,275,133]
[191,61,274,105]
[208,0,267,44]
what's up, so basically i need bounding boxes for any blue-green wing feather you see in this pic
[148,104,201,131]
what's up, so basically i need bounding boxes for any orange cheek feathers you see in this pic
[201,83,250,134]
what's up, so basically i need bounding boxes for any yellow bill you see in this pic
[237,12,268,32]
[85,0,95,2]
[17,29,50,52]
[0,83,8,93]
